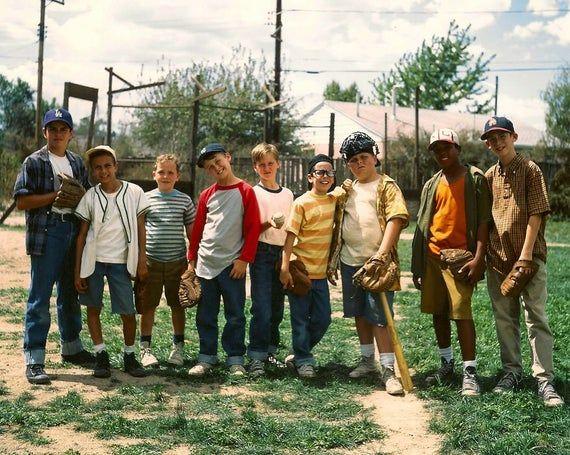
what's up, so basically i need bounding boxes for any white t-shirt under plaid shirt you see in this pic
[145,188,196,262]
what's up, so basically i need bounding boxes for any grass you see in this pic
[394,220,570,454]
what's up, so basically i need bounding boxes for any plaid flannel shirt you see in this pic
[12,146,90,256]
[485,153,550,275]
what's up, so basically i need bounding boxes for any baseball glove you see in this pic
[500,260,538,297]
[352,252,399,293]
[440,248,473,281]
[288,259,311,296]
[134,279,146,315]
[53,172,86,208]
[179,268,201,308]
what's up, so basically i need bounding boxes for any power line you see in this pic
[283,66,565,74]
[282,8,569,15]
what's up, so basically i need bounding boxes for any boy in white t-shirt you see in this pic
[75,146,150,379]
[247,143,294,377]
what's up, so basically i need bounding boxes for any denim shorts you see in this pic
[79,262,135,314]
[340,262,394,326]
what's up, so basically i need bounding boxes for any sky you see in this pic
[1,0,568,133]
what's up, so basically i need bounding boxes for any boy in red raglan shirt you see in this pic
[186,143,260,377]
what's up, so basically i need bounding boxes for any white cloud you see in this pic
[527,0,561,17]
[544,12,570,44]
[509,21,545,39]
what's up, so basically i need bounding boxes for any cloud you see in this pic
[527,0,561,17]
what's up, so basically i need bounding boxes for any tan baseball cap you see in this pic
[85,145,117,164]
[428,128,460,150]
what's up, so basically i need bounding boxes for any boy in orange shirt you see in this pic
[411,129,491,396]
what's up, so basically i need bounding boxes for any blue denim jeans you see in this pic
[340,262,395,326]
[287,278,331,366]
[248,242,285,360]
[196,265,246,366]
[24,216,84,365]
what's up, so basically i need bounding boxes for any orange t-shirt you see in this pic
[428,175,467,255]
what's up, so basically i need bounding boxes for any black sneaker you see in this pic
[426,357,455,386]
[62,349,96,367]
[493,371,521,394]
[538,381,564,407]
[93,351,111,378]
[26,364,50,384]
[124,352,148,377]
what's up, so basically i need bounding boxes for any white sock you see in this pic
[360,344,375,358]
[94,343,106,354]
[140,341,150,349]
[439,346,453,362]
[463,360,477,371]
[379,352,395,368]
[124,344,135,354]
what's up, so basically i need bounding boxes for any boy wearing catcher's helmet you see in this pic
[328,132,409,395]
[412,129,491,396]
[482,116,563,407]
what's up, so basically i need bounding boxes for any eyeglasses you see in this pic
[311,169,336,177]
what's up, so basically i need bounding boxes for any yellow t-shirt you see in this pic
[285,190,339,279]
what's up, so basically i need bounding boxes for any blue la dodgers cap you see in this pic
[42,108,73,130]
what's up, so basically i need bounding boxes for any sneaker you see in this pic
[381,366,404,395]
[123,352,148,378]
[493,371,521,394]
[26,364,50,385]
[167,343,184,366]
[62,350,96,367]
[93,351,111,378]
[297,364,316,378]
[284,354,296,370]
[188,362,213,377]
[229,364,246,376]
[349,355,378,378]
[248,359,265,378]
[461,366,480,396]
[267,354,286,368]
[426,357,455,386]
[140,344,159,368]
[538,381,564,407]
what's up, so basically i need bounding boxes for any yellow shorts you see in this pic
[421,254,474,320]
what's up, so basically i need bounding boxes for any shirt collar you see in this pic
[497,153,523,176]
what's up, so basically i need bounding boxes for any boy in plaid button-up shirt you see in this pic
[13,108,94,385]
[482,116,563,407]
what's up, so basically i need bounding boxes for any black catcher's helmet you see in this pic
[339,131,379,162]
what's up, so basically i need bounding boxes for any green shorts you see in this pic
[143,257,187,311]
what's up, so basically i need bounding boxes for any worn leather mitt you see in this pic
[440,248,473,281]
[288,259,312,296]
[500,260,538,297]
[179,268,201,308]
[134,279,146,315]
[54,172,86,208]
[352,252,399,293]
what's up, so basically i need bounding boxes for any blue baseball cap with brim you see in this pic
[43,108,73,129]
[481,116,515,140]
[197,143,227,168]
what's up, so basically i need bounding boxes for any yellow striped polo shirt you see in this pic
[285,190,340,279]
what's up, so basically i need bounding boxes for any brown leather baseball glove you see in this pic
[500,260,538,297]
[352,252,399,293]
[440,248,474,281]
[288,259,311,296]
[179,268,201,308]
[53,172,86,208]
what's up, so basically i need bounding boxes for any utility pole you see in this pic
[494,75,499,116]
[272,0,282,145]
[414,86,420,190]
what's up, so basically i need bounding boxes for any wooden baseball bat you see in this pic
[378,291,413,392]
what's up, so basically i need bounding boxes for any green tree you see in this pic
[371,21,494,113]
[134,47,300,158]
[323,80,361,102]
[542,66,570,150]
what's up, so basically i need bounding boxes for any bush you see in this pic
[550,160,570,219]
[0,149,21,209]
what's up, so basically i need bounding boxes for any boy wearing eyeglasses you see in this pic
[280,154,343,378]
[482,117,563,407]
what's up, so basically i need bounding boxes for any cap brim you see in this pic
[43,119,73,129]
[428,138,459,150]
[481,127,513,140]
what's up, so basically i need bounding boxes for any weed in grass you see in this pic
[0,381,8,396]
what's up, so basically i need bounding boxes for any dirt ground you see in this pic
[0,215,440,454]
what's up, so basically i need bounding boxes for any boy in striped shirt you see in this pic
[280,154,344,378]
[139,155,196,367]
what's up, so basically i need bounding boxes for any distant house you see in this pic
[298,100,543,158]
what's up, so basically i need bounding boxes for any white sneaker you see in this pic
[140,344,159,368]
[167,343,184,366]
[381,366,404,395]
[349,355,378,378]
[297,364,316,378]
[188,362,213,377]
[284,354,296,370]
[229,364,246,376]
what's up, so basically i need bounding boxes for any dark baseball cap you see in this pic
[308,154,334,173]
[480,116,515,140]
[197,143,227,168]
[43,108,73,129]
[340,131,378,161]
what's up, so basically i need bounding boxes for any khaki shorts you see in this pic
[421,254,474,320]
[143,257,187,311]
